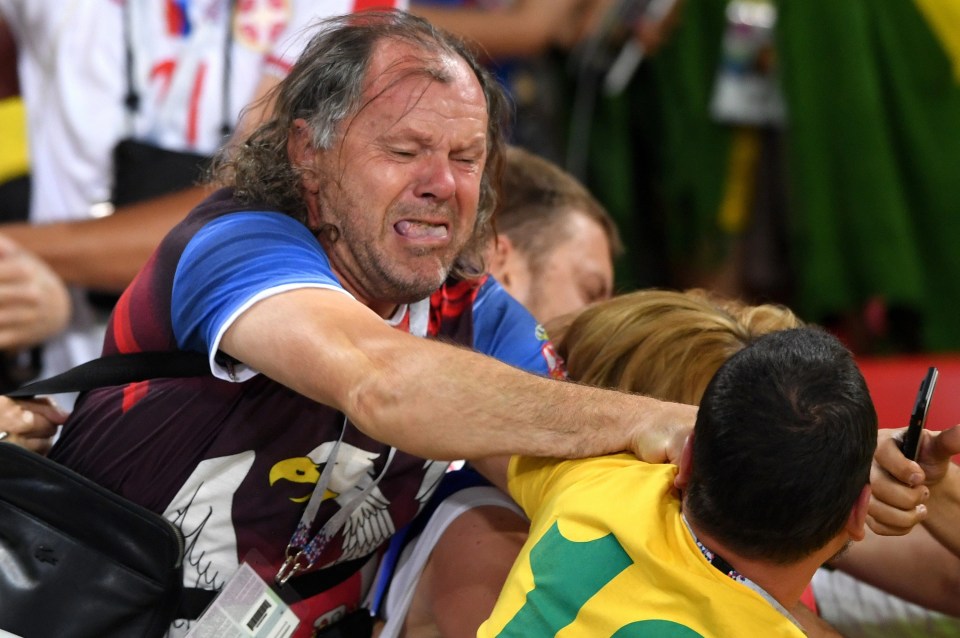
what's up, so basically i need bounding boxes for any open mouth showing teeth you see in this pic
[395,220,448,239]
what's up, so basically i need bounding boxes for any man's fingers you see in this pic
[867,489,928,536]
[870,460,928,510]
[631,400,696,465]
[18,397,69,425]
[875,428,924,485]
[867,507,926,538]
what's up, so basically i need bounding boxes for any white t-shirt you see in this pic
[0,0,406,397]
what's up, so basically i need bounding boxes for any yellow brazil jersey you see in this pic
[478,454,806,638]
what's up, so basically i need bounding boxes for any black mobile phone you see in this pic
[900,366,939,461]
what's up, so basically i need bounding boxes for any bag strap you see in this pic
[7,351,210,398]
[9,351,373,621]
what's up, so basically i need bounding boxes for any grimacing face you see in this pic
[301,40,489,317]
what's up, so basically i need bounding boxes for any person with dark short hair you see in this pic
[480,326,877,637]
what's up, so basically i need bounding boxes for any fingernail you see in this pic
[910,473,923,486]
[917,504,928,519]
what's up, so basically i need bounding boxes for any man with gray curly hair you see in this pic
[48,10,694,636]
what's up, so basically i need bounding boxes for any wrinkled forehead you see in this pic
[361,38,481,107]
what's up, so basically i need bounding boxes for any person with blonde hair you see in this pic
[554,288,800,405]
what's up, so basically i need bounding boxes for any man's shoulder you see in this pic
[168,190,312,260]
[510,454,662,505]
[184,188,291,229]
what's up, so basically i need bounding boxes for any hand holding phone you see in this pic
[899,366,939,461]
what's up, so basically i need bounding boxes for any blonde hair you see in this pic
[552,289,801,405]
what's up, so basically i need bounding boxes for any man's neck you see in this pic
[686,518,841,611]
[333,275,399,319]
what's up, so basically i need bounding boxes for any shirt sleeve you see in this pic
[507,456,583,519]
[508,454,641,519]
[471,277,565,377]
[172,211,351,380]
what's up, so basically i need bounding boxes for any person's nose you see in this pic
[413,154,456,202]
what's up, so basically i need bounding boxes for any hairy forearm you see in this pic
[303,321,647,460]
[350,337,645,460]
[225,289,693,464]
[1,185,210,291]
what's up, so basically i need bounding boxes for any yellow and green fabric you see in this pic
[478,454,805,638]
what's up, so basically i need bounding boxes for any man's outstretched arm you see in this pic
[220,287,697,463]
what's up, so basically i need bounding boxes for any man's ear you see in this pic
[674,433,694,490]
[845,484,872,541]
[487,235,515,287]
[287,118,320,194]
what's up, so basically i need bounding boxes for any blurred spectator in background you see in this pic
[0,0,406,405]
[555,0,683,292]
[604,0,960,354]
[410,0,602,165]
[0,20,70,390]
[486,145,622,322]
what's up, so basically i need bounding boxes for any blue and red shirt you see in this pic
[50,188,560,634]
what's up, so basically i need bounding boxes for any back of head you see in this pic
[684,327,877,564]
[553,289,801,405]
[497,146,622,269]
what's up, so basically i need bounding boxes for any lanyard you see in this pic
[275,301,425,586]
[681,513,804,632]
[276,416,397,586]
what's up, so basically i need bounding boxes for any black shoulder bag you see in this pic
[0,352,209,638]
[0,352,379,638]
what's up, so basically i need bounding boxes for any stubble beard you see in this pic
[327,208,463,305]
[363,245,453,303]
[826,539,854,565]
